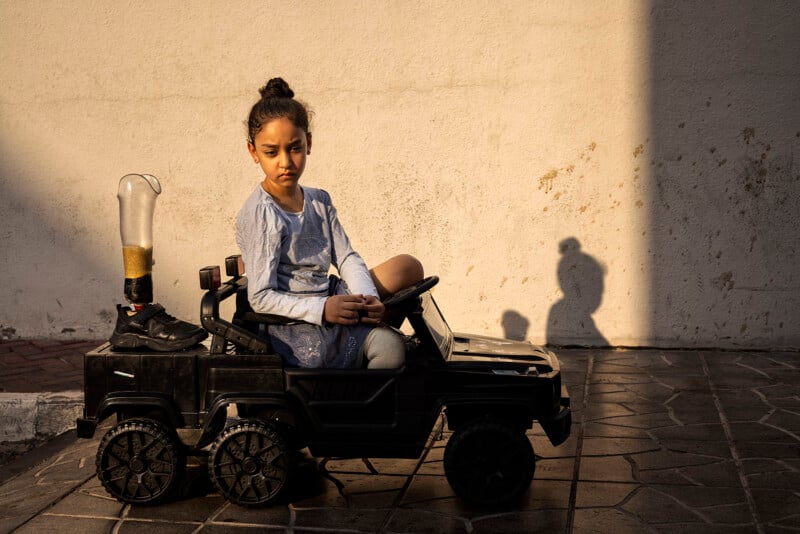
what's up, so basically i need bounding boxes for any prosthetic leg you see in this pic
[109,174,207,351]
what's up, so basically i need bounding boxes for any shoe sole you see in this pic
[109,330,208,352]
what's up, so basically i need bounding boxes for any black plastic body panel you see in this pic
[80,271,571,459]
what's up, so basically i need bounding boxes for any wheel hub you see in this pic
[242,456,260,475]
[128,455,146,474]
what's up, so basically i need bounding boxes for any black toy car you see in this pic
[77,256,571,509]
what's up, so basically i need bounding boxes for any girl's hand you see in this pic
[323,295,368,325]
[359,295,385,325]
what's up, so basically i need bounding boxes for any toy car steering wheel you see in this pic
[383,276,439,309]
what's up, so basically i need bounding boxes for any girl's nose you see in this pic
[279,150,293,169]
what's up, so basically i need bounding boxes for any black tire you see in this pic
[96,418,185,505]
[208,420,291,507]
[444,419,535,508]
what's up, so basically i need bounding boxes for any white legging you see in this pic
[360,327,405,369]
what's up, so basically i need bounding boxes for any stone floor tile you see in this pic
[653,485,751,522]
[517,479,571,510]
[117,521,199,533]
[651,375,714,391]
[202,525,285,533]
[630,447,731,471]
[211,501,290,525]
[592,362,653,374]
[704,369,777,389]
[399,494,473,518]
[47,480,125,517]
[574,481,637,508]
[622,486,712,524]
[583,402,638,421]
[656,439,732,457]
[724,405,777,423]
[578,455,636,483]
[289,475,348,508]
[13,514,117,533]
[759,408,800,431]
[582,421,653,439]
[735,441,800,459]
[533,457,576,480]
[751,488,800,526]
[382,507,470,533]
[293,507,391,531]
[329,472,407,508]
[741,457,797,474]
[581,436,660,456]
[643,459,743,487]
[470,509,568,533]
[531,433,578,457]
[593,412,679,430]
[323,455,422,476]
[728,421,798,443]
[650,422,728,441]
[616,400,672,416]
[572,507,650,533]
[355,457,422,475]
[649,523,757,533]
[747,469,800,489]
[125,494,226,523]
[591,382,676,403]
[666,392,724,424]
[592,373,653,386]
[401,474,457,506]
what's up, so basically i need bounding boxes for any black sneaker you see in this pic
[109,303,208,351]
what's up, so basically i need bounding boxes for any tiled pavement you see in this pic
[0,340,97,393]
[1,342,799,533]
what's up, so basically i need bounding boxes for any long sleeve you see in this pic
[326,193,379,298]
[236,189,327,324]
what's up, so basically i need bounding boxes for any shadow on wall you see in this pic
[648,3,800,348]
[501,310,530,341]
[0,173,119,338]
[546,237,609,348]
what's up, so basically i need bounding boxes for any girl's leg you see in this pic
[369,254,424,299]
[361,327,405,368]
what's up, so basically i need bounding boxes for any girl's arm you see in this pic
[236,205,328,325]
[326,195,379,298]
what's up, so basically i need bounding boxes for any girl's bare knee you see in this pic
[394,254,424,284]
[363,327,405,369]
[370,254,424,297]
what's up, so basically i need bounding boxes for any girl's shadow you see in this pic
[546,238,609,347]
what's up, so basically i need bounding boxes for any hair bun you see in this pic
[259,78,294,99]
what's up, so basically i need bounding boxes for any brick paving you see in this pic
[0,340,103,393]
[1,344,799,532]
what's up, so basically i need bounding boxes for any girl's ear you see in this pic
[306,132,312,154]
[247,142,259,163]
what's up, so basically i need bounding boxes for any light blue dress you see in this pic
[236,185,376,368]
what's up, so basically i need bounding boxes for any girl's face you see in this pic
[248,117,312,193]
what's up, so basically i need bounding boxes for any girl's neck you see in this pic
[263,181,304,213]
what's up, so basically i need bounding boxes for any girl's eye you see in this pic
[264,151,276,157]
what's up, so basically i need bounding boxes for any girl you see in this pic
[236,78,424,369]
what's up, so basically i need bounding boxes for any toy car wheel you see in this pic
[208,420,291,507]
[96,418,185,505]
[444,419,535,508]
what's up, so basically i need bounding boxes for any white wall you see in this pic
[1,1,798,349]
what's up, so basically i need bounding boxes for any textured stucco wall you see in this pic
[1,1,798,349]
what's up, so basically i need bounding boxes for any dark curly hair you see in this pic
[246,78,312,143]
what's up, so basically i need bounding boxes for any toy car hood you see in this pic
[448,333,559,374]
